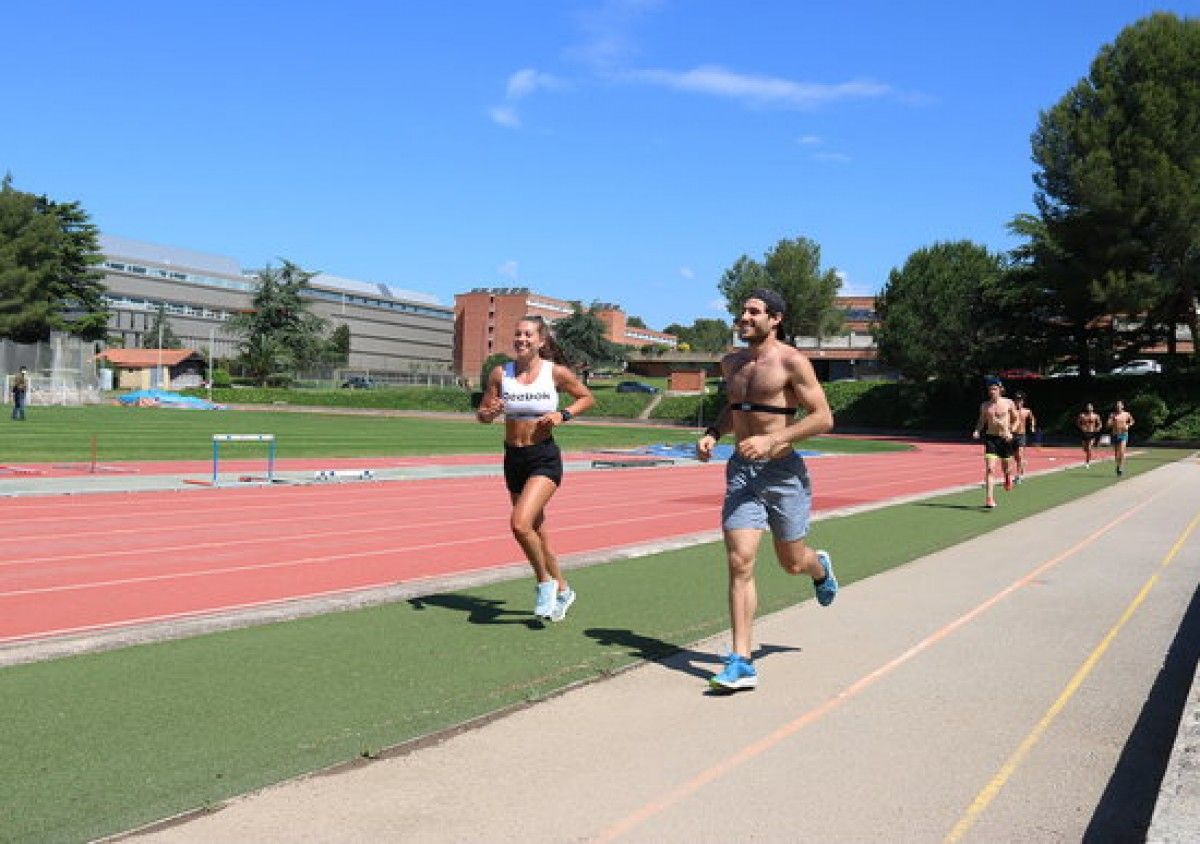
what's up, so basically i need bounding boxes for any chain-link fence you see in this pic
[1,333,102,406]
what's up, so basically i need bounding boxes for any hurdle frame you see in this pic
[212,434,276,486]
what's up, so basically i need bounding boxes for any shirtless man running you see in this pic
[696,288,836,692]
[1011,391,1037,483]
[1077,403,1103,467]
[1107,400,1135,476]
[972,377,1019,508]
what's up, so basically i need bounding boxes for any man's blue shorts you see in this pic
[722,451,812,542]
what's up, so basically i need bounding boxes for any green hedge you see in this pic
[187,387,475,413]
[183,375,1200,442]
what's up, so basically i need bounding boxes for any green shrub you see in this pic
[211,369,232,389]
[1127,393,1168,434]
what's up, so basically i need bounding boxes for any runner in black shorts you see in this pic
[477,316,593,622]
[972,377,1020,508]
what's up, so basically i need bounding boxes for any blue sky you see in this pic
[4,0,1196,331]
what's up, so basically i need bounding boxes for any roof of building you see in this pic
[96,349,201,367]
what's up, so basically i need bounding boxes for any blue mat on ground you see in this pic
[117,389,225,410]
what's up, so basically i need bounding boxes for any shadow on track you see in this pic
[406,593,541,628]
[585,627,799,680]
[1085,579,1200,841]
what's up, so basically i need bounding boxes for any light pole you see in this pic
[156,315,164,389]
[208,326,215,402]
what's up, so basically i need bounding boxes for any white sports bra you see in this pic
[501,360,558,419]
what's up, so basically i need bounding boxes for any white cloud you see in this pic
[833,269,877,297]
[812,151,852,163]
[488,106,521,128]
[797,134,822,145]
[630,65,891,110]
[678,266,694,279]
[498,260,519,279]
[506,68,566,100]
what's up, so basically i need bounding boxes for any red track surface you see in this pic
[0,442,1079,645]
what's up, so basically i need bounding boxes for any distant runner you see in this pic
[1077,403,1103,467]
[1012,391,1037,483]
[972,377,1019,508]
[1107,400,1135,477]
[696,288,837,692]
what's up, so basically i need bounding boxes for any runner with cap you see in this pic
[971,376,1019,508]
[695,287,837,692]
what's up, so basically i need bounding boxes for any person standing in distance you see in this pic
[696,288,837,692]
[10,366,28,421]
[1107,400,1135,476]
[1011,391,1037,483]
[476,316,594,622]
[971,377,1019,508]
[1077,403,1103,467]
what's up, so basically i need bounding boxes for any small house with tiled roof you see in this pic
[96,348,207,391]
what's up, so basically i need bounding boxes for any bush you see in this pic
[211,369,232,389]
[1127,393,1169,435]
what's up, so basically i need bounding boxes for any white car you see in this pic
[1110,359,1162,376]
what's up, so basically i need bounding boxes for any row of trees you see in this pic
[877,13,1198,382]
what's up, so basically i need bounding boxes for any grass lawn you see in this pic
[0,448,1188,842]
[0,405,907,463]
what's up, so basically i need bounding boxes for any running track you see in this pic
[0,442,1080,647]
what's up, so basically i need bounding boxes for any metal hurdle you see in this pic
[212,434,276,486]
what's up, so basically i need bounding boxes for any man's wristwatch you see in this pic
[560,409,573,422]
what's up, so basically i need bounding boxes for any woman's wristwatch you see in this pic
[560,409,574,422]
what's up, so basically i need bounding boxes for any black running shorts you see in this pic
[503,438,563,494]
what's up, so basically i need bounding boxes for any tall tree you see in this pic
[551,305,623,370]
[0,175,107,342]
[227,260,330,385]
[717,237,842,344]
[142,303,182,349]
[873,241,1007,383]
[327,322,351,365]
[1025,12,1200,364]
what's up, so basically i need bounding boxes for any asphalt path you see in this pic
[131,455,1200,842]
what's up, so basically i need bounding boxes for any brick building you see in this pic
[454,287,676,385]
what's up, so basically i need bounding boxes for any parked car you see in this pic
[340,376,375,389]
[997,369,1042,380]
[615,380,659,394]
[1048,365,1079,379]
[1109,359,1162,376]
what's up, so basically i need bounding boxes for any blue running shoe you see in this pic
[534,580,557,619]
[709,653,757,691]
[550,587,576,622]
[814,550,838,607]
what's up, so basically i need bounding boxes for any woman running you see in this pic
[476,316,594,621]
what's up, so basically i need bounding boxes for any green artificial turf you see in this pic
[0,405,906,463]
[1,448,1185,842]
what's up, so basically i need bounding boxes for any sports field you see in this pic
[0,410,1188,840]
[0,405,902,462]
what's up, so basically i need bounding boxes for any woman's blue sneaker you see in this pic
[709,653,758,691]
[814,550,838,606]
